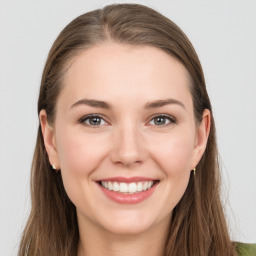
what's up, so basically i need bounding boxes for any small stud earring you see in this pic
[193,168,196,176]
[52,164,56,170]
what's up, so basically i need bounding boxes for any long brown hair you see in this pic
[19,3,237,255]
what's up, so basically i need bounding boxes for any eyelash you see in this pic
[148,114,176,126]
[79,114,108,127]
[79,114,176,127]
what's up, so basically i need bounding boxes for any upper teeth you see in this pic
[101,181,154,194]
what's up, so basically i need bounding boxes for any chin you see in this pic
[98,210,163,236]
[103,221,152,236]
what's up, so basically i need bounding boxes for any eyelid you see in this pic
[147,114,176,126]
[79,114,109,127]
[78,113,176,127]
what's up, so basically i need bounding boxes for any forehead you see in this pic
[60,43,192,109]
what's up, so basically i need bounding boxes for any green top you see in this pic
[235,242,256,256]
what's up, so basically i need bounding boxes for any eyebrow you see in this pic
[144,98,185,109]
[71,99,112,109]
[70,98,185,110]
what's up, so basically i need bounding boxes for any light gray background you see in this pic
[0,0,255,255]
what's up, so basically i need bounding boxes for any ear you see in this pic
[39,109,60,170]
[191,109,211,168]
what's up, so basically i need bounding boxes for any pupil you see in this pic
[90,117,101,125]
[155,117,165,125]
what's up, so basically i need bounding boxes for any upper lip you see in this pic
[97,176,157,182]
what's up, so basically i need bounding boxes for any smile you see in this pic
[100,180,156,194]
[97,177,159,204]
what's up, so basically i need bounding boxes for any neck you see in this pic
[77,215,170,256]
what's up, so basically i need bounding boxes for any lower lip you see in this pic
[97,182,158,204]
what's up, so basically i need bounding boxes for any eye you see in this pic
[148,114,176,126]
[80,115,107,127]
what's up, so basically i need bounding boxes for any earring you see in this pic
[193,168,196,176]
[52,164,56,170]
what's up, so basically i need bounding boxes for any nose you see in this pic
[109,123,147,167]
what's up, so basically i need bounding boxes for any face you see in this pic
[41,43,210,236]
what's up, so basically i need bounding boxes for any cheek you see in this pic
[151,133,194,209]
[142,131,195,217]
[149,132,195,175]
[55,128,109,210]
[56,129,108,176]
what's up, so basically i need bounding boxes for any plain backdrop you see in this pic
[0,0,255,255]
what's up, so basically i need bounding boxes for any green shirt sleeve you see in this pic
[235,242,256,256]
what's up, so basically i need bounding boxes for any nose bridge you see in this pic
[110,119,146,166]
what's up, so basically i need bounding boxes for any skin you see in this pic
[40,43,210,256]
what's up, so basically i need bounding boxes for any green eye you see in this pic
[79,114,175,127]
[80,115,107,126]
[149,115,175,126]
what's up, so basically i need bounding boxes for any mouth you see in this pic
[98,180,159,194]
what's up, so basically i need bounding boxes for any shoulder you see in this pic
[234,242,256,256]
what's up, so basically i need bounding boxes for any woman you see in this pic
[18,3,255,256]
